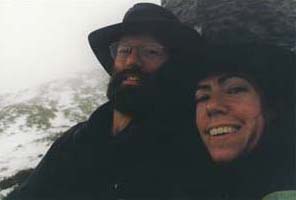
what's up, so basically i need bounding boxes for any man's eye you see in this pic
[143,47,164,57]
[227,86,248,94]
[117,46,131,55]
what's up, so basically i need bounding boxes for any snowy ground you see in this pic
[0,116,67,197]
[0,133,53,197]
[0,71,107,197]
[0,127,50,179]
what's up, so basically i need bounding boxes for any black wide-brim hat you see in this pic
[194,43,295,119]
[88,3,203,75]
[196,43,295,84]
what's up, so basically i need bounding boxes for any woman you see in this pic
[192,43,295,199]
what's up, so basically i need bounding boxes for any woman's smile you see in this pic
[195,74,265,163]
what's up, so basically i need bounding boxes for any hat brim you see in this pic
[196,44,295,105]
[88,20,202,75]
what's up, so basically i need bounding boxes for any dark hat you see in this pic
[197,43,295,83]
[88,3,202,74]
[194,43,295,120]
[194,43,296,157]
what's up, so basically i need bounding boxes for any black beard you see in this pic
[106,67,160,118]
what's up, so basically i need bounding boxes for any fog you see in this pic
[0,0,160,93]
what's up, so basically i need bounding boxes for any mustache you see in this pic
[111,67,147,85]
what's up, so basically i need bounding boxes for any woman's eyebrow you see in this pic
[196,84,211,92]
[218,75,235,84]
[218,74,245,85]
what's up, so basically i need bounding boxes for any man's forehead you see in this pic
[118,34,163,45]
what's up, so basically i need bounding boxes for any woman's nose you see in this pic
[206,95,228,117]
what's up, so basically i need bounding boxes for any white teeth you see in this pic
[209,126,238,136]
[127,76,140,81]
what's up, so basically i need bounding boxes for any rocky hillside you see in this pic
[0,69,108,196]
[162,0,296,50]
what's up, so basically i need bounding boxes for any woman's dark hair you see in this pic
[189,42,296,197]
[195,43,295,174]
[197,43,295,125]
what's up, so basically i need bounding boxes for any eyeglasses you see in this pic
[109,42,168,61]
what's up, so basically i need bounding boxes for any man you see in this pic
[7,3,203,200]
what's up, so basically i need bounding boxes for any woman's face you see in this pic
[195,74,265,163]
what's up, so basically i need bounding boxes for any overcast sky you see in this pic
[0,0,160,93]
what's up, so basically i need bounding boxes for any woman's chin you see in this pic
[209,149,240,164]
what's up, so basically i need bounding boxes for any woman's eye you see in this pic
[227,86,248,94]
[195,95,210,104]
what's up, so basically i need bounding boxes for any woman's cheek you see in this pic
[195,105,207,134]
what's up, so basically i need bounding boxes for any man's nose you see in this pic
[206,95,228,117]
[125,48,143,68]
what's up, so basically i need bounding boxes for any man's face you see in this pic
[107,35,169,115]
[195,74,265,163]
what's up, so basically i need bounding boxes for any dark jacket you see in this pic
[178,83,296,200]
[8,102,182,200]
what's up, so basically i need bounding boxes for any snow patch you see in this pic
[0,69,107,196]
